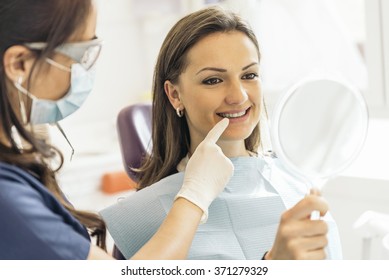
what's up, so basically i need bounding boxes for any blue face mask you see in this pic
[14,61,96,125]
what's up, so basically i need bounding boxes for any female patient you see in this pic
[101,6,342,260]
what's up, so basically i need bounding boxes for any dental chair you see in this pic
[116,102,152,181]
[354,210,389,259]
[113,102,152,259]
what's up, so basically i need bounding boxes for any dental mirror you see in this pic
[270,76,369,190]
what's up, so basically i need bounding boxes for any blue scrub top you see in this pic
[0,162,91,260]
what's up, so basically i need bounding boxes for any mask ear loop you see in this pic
[14,76,29,125]
[46,58,71,72]
[55,123,75,161]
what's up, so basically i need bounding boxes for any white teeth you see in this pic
[218,110,246,118]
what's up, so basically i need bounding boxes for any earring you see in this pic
[15,76,28,125]
[176,107,184,118]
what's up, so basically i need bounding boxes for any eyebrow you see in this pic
[242,62,258,71]
[196,62,258,75]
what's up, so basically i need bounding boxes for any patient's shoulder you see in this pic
[100,172,185,218]
[136,172,185,196]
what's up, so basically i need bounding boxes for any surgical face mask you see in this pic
[15,38,102,124]
[14,61,96,125]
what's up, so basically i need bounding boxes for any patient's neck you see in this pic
[218,140,249,158]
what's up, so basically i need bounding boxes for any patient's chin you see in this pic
[221,129,254,142]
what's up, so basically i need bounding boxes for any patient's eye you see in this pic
[242,73,259,80]
[202,77,222,85]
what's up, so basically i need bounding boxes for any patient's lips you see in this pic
[216,107,251,123]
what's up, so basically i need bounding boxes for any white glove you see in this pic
[175,118,234,223]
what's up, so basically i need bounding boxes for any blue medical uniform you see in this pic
[0,162,91,260]
[101,156,343,260]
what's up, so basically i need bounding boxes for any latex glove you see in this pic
[265,189,329,260]
[175,118,234,223]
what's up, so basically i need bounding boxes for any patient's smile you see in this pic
[217,107,251,122]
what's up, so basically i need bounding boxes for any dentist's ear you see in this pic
[3,45,35,84]
[164,80,184,111]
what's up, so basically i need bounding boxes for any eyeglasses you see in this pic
[25,38,103,70]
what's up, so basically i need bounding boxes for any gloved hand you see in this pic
[175,118,234,223]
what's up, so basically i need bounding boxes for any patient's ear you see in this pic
[164,80,183,110]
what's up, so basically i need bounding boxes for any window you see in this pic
[244,0,368,112]
[365,0,389,116]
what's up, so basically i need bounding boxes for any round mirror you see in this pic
[270,76,369,187]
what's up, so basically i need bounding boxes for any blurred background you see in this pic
[48,0,389,259]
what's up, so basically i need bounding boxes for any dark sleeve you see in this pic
[0,178,90,260]
[112,245,126,260]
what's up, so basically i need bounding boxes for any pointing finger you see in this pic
[204,118,229,143]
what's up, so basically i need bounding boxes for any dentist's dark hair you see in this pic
[137,6,261,190]
[0,0,106,250]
